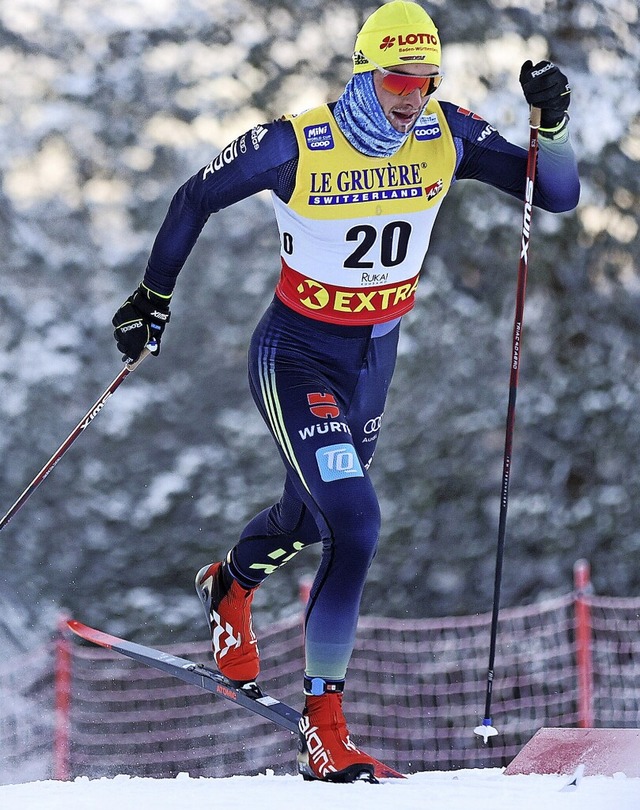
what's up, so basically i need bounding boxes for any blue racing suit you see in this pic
[143,100,580,681]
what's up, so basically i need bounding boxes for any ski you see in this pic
[67,619,405,781]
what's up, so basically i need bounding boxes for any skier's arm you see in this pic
[112,120,298,361]
[442,58,579,212]
[443,102,580,213]
[144,120,299,295]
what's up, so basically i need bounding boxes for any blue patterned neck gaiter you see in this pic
[333,72,409,158]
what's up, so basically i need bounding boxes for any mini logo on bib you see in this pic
[304,123,335,151]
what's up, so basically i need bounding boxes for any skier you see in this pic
[112,1,579,782]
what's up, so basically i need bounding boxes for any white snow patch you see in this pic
[0,769,638,810]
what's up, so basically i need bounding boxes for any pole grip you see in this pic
[125,345,152,372]
[530,106,541,129]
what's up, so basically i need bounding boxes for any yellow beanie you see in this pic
[353,1,441,73]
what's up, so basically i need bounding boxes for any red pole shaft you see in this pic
[0,349,149,531]
[573,559,594,728]
[477,107,541,736]
[53,615,72,780]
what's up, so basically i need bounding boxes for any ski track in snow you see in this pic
[0,769,639,810]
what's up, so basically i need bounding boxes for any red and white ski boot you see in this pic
[297,689,377,783]
[195,561,259,685]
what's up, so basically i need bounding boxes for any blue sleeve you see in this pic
[441,101,580,214]
[143,119,299,295]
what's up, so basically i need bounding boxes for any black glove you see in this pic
[112,283,171,362]
[519,60,571,129]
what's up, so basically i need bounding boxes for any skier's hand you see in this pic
[519,60,571,129]
[112,283,171,363]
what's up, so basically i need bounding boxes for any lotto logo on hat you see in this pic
[353,1,441,72]
[379,32,439,52]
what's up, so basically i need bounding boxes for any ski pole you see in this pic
[0,347,152,532]
[474,106,541,743]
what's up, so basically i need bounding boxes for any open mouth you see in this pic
[390,108,420,131]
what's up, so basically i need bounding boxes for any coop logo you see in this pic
[414,125,441,141]
[304,123,334,151]
[315,444,364,482]
[413,112,441,141]
[379,33,438,50]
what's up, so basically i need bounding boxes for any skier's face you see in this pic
[372,63,441,133]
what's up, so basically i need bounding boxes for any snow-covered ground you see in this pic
[0,769,638,810]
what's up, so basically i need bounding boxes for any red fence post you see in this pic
[573,559,594,728]
[298,575,312,609]
[53,615,72,780]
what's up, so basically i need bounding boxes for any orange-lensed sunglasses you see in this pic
[374,63,443,98]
